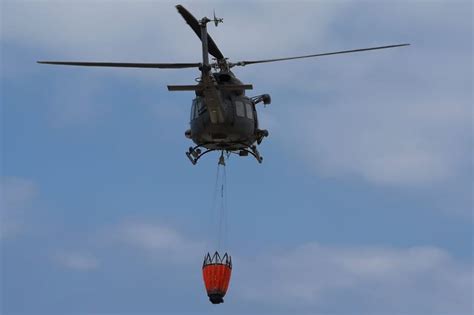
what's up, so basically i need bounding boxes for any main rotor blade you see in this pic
[175,4,225,60]
[37,61,201,69]
[232,44,410,67]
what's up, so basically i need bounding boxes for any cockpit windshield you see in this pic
[244,101,253,119]
[235,98,254,120]
[191,98,207,120]
[197,99,207,116]
[191,99,197,120]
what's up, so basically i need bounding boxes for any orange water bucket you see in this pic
[202,252,232,304]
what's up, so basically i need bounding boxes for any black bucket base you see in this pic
[209,293,224,304]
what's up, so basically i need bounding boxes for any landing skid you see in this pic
[186,144,263,165]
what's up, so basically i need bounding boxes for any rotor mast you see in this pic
[195,14,226,124]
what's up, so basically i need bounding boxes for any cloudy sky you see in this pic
[1,1,472,314]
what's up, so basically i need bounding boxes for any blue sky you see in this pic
[1,1,472,314]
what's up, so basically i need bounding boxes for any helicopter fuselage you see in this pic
[186,72,261,151]
[188,95,257,150]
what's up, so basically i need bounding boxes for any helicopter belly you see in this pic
[190,116,255,150]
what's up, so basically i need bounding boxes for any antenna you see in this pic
[212,10,223,27]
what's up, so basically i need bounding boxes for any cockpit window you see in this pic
[245,101,253,119]
[197,99,207,116]
[235,100,245,117]
[191,99,197,120]
[192,98,207,120]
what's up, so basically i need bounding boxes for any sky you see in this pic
[1,1,472,314]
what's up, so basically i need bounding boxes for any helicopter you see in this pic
[38,4,409,165]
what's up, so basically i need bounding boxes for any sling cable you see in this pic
[202,151,232,304]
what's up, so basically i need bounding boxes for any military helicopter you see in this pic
[38,4,409,165]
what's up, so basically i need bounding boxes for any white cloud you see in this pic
[46,75,110,127]
[1,176,37,209]
[113,220,206,263]
[235,243,473,314]
[1,1,337,61]
[262,2,472,188]
[54,251,99,271]
[285,96,470,186]
[58,218,472,313]
[0,176,38,239]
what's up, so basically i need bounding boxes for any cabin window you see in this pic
[245,102,253,119]
[191,99,197,120]
[235,100,245,117]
